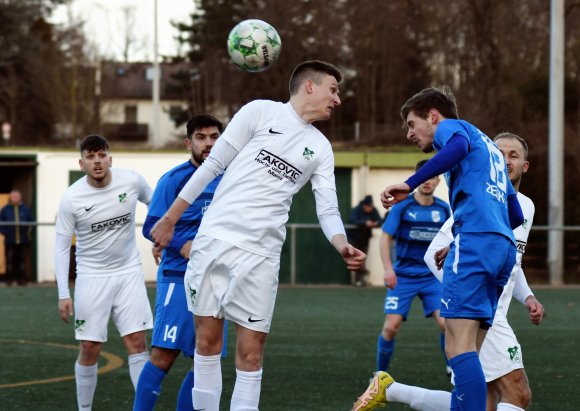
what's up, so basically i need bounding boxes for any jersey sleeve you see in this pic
[433,119,470,151]
[220,100,264,151]
[310,143,336,191]
[136,172,153,205]
[382,203,403,237]
[55,194,76,236]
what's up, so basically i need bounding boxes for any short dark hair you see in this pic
[80,134,109,154]
[415,159,430,171]
[494,132,529,160]
[186,114,223,138]
[400,86,459,125]
[289,60,342,96]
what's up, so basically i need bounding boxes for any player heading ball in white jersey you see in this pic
[55,134,154,411]
[151,60,366,410]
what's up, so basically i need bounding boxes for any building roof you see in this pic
[100,61,192,100]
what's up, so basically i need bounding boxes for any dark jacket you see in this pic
[0,202,33,244]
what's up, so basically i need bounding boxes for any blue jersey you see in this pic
[382,195,450,277]
[433,119,515,243]
[144,160,221,282]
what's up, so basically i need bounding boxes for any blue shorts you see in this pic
[152,279,196,357]
[441,232,516,328]
[384,274,442,320]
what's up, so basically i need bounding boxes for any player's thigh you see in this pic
[222,252,279,333]
[441,233,512,325]
[111,270,153,338]
[418,275,443,317]
[488,369,530,407]
[74,275,115,342]
[480,319,524,382]
[384,276,417,319]
[152,280,196,357]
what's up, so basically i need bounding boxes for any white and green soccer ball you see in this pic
[227,19,282,73]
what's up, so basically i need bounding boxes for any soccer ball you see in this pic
[227,19,282,73]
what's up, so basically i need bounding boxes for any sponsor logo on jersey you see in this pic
[269,128,283,135]
[91,213,132,232]
[516,240,527,254]
[431,210,441,223]
[408,211,417,220]
[303,147,314,161]
[118,192,128,203]
[409,227,438,241]
[486,182,506,203]
[84,204,96,212]
[255,149,302,184]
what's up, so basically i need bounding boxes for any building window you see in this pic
[125,105,137,124]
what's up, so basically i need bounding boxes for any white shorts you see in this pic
[73,269,153,342]
[480,318,524,382]
[184,234,280,333]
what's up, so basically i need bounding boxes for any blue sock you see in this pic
[450,388,461,411]
[449,351,486,411]
[133,361,166,411]
[176,370,194,411]
[376,334,394,371]
[440,333,449,366]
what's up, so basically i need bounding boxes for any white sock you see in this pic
[128,351,149,389]
[75,361,98,410]
[230,369,263,411]
[387,381,451,411]
[497,403,525,411]
[192,351,222,410]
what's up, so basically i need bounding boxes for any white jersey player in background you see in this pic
[55,135,154,411]
[151,60,366,411]
[354,133,544,411]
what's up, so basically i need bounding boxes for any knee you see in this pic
[500,372,532,409]
[383,323,400,339]
[513,383,532,408]
[124,331,148,353]
[78,341,101,364]
[150,348,179,372]
[236,349,263,371]
[196,335,223,356]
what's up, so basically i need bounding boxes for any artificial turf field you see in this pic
[0,285,578,410]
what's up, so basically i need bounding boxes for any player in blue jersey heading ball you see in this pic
[134,114,226,411]
[353,87,524,411]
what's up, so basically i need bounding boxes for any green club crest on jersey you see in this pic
[508,345,520,361]
[118,193,127,203]
[75,319,86,331]
[303,147,314,162]
[522,219,528,229]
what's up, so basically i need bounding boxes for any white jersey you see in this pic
[198,100,338,258]
[428,192,535,319]
[494,192,535,320]
[55,168,152,276]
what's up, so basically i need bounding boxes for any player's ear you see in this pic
[78,158,83,171]
[522,160,529,174]
[305,79,314,94]
[109,156,113,166]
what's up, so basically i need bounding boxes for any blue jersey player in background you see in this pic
[134,114,225,411]
[353,87,523,411]
[377,159,451,374]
